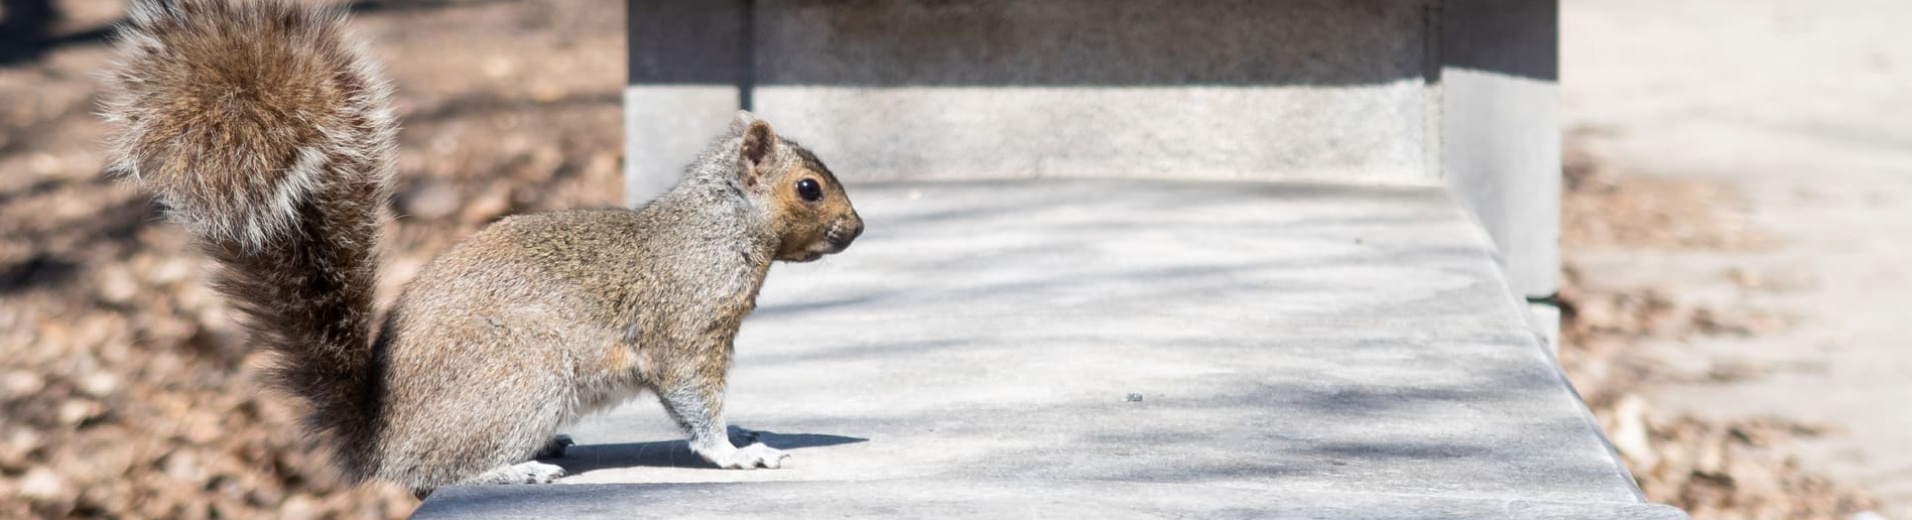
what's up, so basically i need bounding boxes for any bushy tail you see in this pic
[101,0,396,480]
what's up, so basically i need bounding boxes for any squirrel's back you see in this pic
[100,0,397,481]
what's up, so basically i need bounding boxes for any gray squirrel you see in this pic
[99,0,862,495]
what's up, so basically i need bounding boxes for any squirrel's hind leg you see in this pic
[459,461,567,485]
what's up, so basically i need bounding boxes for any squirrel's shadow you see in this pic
[544,427,866,473]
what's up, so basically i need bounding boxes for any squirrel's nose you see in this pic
[831,213,864,250]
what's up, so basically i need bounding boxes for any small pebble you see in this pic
[57,400,101,425]
[97,266,140,304]
[77,373,119,398]
[18,466,64,500]
[0,371,46,396]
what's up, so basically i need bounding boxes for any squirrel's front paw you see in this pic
[706,443,789,469]
[741,442,790,469]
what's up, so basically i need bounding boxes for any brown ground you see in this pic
[0,0,623,517]
[1559,135,1875,520]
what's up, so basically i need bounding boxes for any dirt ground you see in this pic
[1559,135,1877,520]
[0,0,622,517]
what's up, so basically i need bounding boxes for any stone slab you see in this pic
[753,83,1428,183]
[414,481,1688,520]
[750,0,1431,182]
[413,179,1665,517]
[1440,0,1563,300]
[623,86,738,205]
[626,0,1436,188]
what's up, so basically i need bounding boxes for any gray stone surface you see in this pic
[627,0,1434,188]
[753,82,1427,182]
[1439,0,1562,301]
[413,180,1668,518]
[413,482,1689,520]
[623,0,745,205]
[623,86,737,205]
[1529,302,1562,355]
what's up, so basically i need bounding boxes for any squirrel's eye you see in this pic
[796,178,823,202]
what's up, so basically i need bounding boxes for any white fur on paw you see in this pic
[733,443,790,469]
[704,442,790,469]
[499,461,566,484]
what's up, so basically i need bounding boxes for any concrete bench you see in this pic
[414,180,1678,519]
[414,1,1685,517]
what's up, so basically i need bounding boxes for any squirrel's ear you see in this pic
[739,118,776,171]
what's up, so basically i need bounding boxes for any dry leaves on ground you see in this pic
[1562,135,1771,251]
[1559,134,1874,520]
[0,0,623,517]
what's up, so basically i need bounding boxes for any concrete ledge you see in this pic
[414,481,1687,520]
[626,0,1437,191]
[754,84,1427,183]
[414,179,1668,518]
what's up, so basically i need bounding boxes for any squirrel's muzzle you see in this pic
[826,212,864,252]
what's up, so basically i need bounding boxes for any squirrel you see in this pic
[99,0,863,495]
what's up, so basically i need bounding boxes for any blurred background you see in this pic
[0,0,1905,518]
[1560,1,1912,519]
[1,0,621,517]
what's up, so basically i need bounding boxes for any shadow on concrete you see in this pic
[546,428,867,473]
[635,0,1431,87]
[632,0,1557,87]
[1439,0,1559,81]
[944,372,1628,495]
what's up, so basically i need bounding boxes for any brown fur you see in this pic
[99,0,862,494]
[100,0,396,479]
